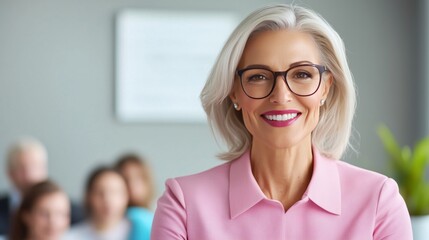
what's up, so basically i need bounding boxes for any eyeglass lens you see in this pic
[240,65,322,98]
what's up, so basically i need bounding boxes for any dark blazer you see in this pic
[0,194,11,236]
[0,193,84,236]
[70,201,85,225]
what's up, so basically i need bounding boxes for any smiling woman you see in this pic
[151,4,412,240]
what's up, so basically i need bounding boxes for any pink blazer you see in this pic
[151,149,412,240]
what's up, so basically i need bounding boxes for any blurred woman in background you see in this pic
[115,154,155,240]
[9,180,70,240]
[66,166,130,240]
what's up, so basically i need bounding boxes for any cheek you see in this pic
[30,214,48,232]
[108,190,128,208]
[130,181,146,197]
[301,97,322,124]
[53,216,68,229]
[240,105,260,135]
[238,93,262,118]
[89,195,103,211]
[24,214,36,227]
[119,194,129,207]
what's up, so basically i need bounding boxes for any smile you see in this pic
[263,113,298,121]
[261,110,301,127]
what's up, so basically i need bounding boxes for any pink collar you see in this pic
[229,148,341,219]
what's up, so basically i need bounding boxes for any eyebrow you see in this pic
[290,60,314,67]
[242,61,315,70]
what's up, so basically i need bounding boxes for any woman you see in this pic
[9,180,70,240]
[115,154,155,240]
[66,166,130,240]
[151,4,412,240]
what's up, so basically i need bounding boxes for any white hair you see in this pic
[200,4,356,160]
[6,137,48,169]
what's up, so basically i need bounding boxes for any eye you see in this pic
[248,74,269,81]
[294,71,312,79]
[240,68,273,85]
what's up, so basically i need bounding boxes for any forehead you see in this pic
[93,172,125,188]
[36,192,69,208]
[122,163,143,175]
[239,30,320,69]
[10,148,46,168]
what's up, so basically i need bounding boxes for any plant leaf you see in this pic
[410,138,429,181]
[377,124,429,215]
[377,125,409,179]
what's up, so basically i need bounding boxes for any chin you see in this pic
[43,233,60,240]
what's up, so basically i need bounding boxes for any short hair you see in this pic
[200,4,356,160]
[114,154,155,209]
[6,137,48,169]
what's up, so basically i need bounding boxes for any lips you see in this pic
[261,110,301,127]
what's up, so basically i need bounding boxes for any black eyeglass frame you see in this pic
[236,63,329,99]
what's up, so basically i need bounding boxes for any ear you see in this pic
[229,93,237,105]
[229,79,239,104]
[321,72,333,99]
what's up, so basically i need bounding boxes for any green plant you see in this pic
[377,124,429,215]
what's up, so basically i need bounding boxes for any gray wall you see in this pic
[0,0,424,202]
[424,0,429,135]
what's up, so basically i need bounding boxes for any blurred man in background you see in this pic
[0,137,83,236]
[0,137,48,235]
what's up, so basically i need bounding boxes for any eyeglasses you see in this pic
[236,64,328,99]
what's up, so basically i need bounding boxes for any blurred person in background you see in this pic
[0,137,48,236]
[0,137,84,237]
[66,166,130,240]
[9,180,71,240]
[115,154,155,240]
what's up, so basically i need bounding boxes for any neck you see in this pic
[92,215,123,232]
[250,140,313,211]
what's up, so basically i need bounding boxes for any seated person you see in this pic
[115,154,155,240]
[9,180,70,240]
[66,166,130,240]
[0,138,48,236]
[0,138,84,237]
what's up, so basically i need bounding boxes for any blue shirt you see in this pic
[127,207,154,240]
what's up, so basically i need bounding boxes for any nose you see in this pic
[269,76,293,104]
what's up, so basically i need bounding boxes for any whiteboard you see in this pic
[115,10,238,122]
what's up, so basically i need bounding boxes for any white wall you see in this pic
[0,0,423,202]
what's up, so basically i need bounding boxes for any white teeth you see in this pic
[264,113,298,121]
